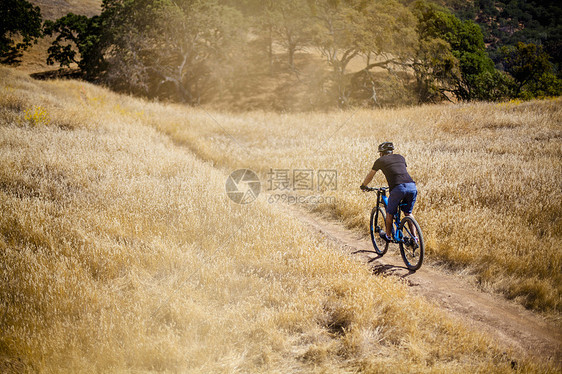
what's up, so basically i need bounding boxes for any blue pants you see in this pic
[387,183,417,216]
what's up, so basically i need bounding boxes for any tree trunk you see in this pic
[288,45,295,70]
[268,25,273,75]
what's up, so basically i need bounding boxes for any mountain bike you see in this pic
[364,186,424,271]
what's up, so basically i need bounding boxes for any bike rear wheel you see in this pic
[399,216,424,271]
[370,206,389,255]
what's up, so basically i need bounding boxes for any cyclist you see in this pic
[360,142,418,243]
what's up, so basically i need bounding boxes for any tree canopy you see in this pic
[0,0,43,64]
[444,0,562,73]
[39,0,561,108]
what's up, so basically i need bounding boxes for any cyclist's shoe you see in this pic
[379,230,392,242]
[404,237,419,249]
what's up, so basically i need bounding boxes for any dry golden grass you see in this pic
[1,67,557,372]
[138,95,562,315]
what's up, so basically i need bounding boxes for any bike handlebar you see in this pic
[361,186,387,192]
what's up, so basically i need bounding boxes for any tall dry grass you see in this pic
[1,67,555,372]
[138,96,562,315]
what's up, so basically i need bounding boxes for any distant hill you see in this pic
[30,0,100,20]
[437,0,562,64]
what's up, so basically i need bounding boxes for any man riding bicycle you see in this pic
[360,142,418,243]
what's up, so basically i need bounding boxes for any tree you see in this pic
[241,0,276,74]
[411,1,505,102]
[43,13,105,78]
[411,1,462,102]
[311,0,361,81]
[268,0,313,71]
[311,0,415,106]
[45,0,244,104]
[500,42,562,98]
[443,0,562,75]
[412,36,458,102]
[0,0,42,64]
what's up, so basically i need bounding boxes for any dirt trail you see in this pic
[284,204,561,366]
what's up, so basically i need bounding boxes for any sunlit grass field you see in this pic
[145,90,562,315]
[0,67,559,372]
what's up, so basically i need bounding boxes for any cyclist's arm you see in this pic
[361,169,376,187]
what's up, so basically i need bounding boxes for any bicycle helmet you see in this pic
[378,142,394,153]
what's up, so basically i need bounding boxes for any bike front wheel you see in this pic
[370,206,389,255]
[399,216,424,271]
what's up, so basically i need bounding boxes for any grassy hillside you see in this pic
[1,67,557,372]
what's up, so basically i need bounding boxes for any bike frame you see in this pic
[374,187,404,243]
